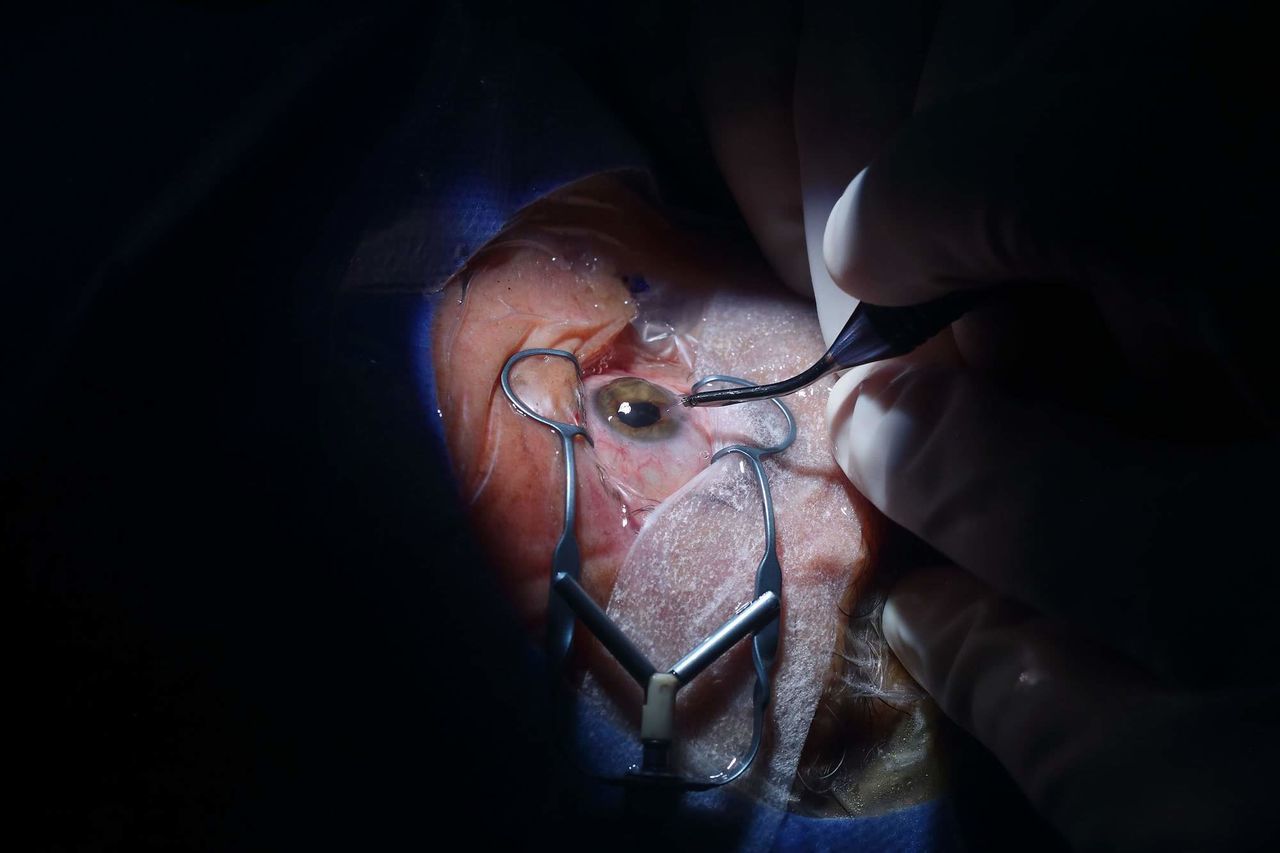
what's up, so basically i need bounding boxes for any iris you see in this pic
[594,378,678,439]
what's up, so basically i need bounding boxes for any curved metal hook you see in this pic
[691,374,793,583]
[500,347,592,439]
[501,349,593,533]
[691,374,796,457]
[499,348,593,674]
[687,374,794,787]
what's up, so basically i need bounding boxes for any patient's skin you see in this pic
[431,174,922,807]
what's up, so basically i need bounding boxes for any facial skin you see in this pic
[431,174,933,809]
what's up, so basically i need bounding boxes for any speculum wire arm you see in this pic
[500,349,593,677]
[498,353,795,791]
[552,572,656,687]
[686,374,795,786]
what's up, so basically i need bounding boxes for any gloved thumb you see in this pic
[882,563,1279,852]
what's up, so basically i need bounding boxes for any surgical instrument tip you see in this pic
[681,289,991,408]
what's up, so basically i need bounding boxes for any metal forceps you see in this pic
[500,350,797,790]
[681,289,991,407]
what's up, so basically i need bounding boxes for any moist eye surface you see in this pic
[616,399,660,428]
[593,377,679,440]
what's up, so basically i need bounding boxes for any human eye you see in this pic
[591,377,681,441]
[580,372,712,515]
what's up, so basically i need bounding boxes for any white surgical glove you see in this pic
[815,3,1279,849]
[877,564,1278,851]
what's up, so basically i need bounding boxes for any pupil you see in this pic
[616,399,661,428]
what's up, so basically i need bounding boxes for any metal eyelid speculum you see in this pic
[500,349,796,791]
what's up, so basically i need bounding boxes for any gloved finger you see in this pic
[690,0,809,297]
[820,75,1090,307]
[822,57,1231,309]
[694,1,948,306]
[826,361,1280,681]
[882,564,1279,851]
[801,0,1077,348]
[791,0,938,337]
[821,6,1277,424]
[912,0,1055,112]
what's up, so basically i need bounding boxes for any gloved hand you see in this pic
[874,564,1277,851]
[813,2,1279,850]
[691,0,948,342]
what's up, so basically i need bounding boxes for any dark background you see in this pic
[7,3,1058,849]
[6,4,563,847]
